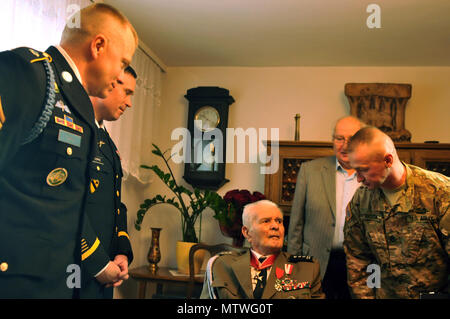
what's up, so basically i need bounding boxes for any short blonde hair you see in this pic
[61,3,138,47]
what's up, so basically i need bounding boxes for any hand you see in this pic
[95,261,121,285]
[105,255,129,288]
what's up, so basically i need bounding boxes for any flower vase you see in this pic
[147,227,162,273]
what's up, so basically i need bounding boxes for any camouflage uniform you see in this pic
[344,164,449,299]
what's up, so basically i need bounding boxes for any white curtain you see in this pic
[105,46,163,184]
[0,0,92,52]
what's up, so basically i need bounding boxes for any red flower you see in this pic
[218,189,266,247]
[223,189,266,220]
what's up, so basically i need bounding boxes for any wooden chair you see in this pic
[187,243,244,298]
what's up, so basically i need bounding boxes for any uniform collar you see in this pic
[250,249,276,268]
[55,45,83,85]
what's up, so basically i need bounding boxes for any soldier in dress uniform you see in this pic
[201,200,324,299]
[0,4,137,298]
[80,66,137,298]
[344,127,450,299]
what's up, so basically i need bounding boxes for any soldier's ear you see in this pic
[384,154,393,168]
[90,34,107,59]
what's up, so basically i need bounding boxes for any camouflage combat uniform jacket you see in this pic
[344,164,449,299]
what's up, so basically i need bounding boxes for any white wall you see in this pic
[116,66,450,298]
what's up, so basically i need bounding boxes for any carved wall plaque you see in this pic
[345,83,412,142]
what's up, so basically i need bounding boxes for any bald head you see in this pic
[333,116,365,137]
[347,127,405,189]
[61,3,138,48]
[332,116,366,170]
[347,127,396,161]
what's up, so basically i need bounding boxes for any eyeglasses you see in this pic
[333,135,351,145]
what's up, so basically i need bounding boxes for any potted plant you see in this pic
[135,144,224,273]
[211,189,266,247]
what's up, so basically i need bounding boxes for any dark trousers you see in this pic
[322,249,351,299]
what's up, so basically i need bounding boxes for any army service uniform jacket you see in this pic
[200,250,325,299]
[344,164,450,299]
[80,127,133,298]
[0,47,99,298]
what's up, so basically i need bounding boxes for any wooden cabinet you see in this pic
[264,141,450,215]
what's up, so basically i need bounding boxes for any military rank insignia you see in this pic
[288,255,313,263]
[29,48,40,57]
[46,168,68,186]
[90,179,100,193]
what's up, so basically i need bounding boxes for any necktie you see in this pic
[253,257,267,299]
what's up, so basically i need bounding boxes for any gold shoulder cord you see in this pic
[30,52,52,64]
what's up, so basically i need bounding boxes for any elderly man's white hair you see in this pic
[242,200,280,228]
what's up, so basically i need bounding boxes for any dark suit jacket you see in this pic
[287,156,337,279]
[200,250,324,299]
[80,127,133,298]
[0,46,97,298]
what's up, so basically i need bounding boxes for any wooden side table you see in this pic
[129,266,205,299]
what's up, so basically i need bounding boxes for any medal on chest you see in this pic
[275,264,310,292]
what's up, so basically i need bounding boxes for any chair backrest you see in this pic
[187,243,244,298]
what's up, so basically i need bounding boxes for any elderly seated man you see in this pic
[201,200,324,299]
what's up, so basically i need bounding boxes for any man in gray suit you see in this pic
[287,116,365,299]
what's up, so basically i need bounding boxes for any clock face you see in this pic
[194,106,220,132]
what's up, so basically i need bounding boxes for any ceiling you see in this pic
[106,0,450,67]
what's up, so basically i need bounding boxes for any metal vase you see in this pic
[147,227,162,273]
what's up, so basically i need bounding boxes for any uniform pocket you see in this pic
[86,159,111,203]
[284,287,311,299]
[401,222,425,264]
[211,279,239,298]
[38,124,87,199]
[40,125,84,159]
[362,217,390,265]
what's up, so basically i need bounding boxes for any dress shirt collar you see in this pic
[336,159,356,178]
[95,119,105,129]
[250,249,273,264]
